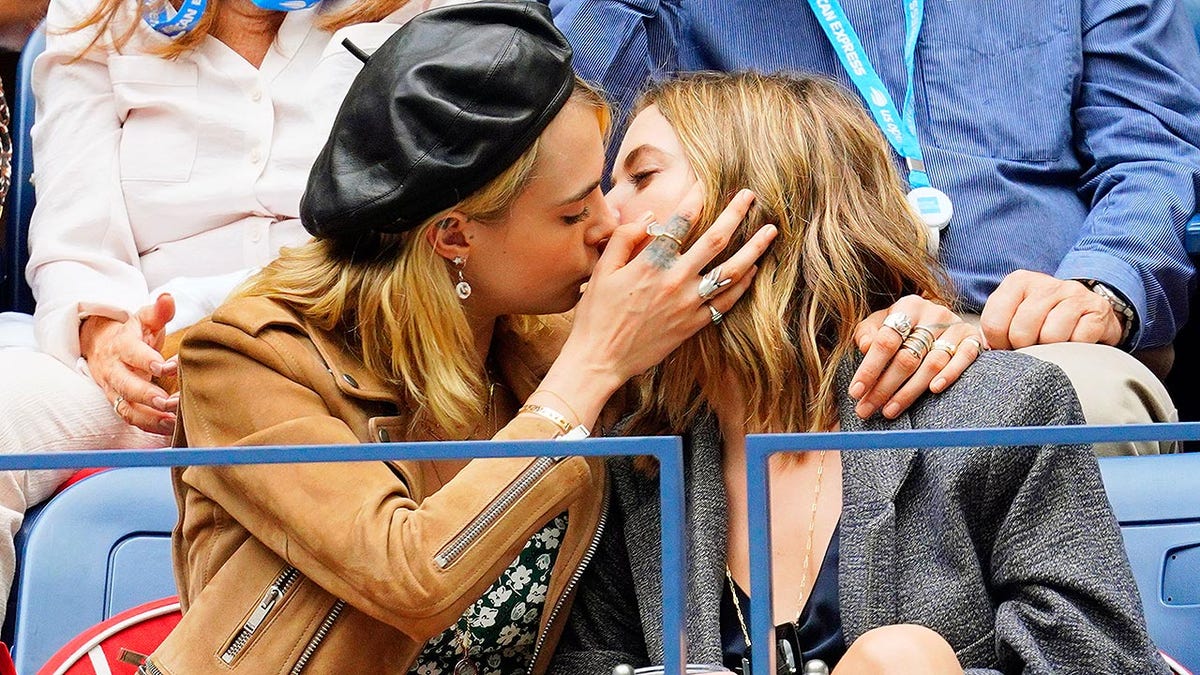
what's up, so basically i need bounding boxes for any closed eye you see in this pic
[563,206,591,225]
[629,169,659,188]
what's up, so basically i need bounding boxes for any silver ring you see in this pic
[960,336,987,353]
[707,304,724,325]
[697,267,733,300]
[113,395,126,417]
[881,312,913,339]
[900,331,932,359]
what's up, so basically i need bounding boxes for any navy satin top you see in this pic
[720,522,846,674]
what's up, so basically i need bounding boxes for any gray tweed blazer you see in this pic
[549,350,1168,675]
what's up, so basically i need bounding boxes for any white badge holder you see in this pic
[906,186,953,256]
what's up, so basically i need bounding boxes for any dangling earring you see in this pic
[453,256,472,300]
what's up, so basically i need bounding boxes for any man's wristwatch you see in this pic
[1079,279,1136,348]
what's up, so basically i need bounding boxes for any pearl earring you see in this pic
[453,256,472,300]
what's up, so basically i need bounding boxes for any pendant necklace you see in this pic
[726,449,829,675]
[453,604,480,675]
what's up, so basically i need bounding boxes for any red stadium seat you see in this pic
[36,597,179,675]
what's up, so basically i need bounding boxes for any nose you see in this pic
[603,184,628,222]
[584,200,620,247]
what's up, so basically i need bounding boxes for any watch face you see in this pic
[1085,281,1135,346]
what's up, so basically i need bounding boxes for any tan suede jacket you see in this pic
[143,297,607,675]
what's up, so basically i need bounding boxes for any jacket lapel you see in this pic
[615,415,727,665]
[836,359,917,643]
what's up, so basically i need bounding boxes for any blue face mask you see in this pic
[142,0,320,37]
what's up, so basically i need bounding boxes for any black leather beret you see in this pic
[301,1,574,239]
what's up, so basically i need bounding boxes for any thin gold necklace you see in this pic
[450,379,499,675]
[726,449,827,672]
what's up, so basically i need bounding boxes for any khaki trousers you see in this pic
[1015,342,1177,457]
[933,322,1171,461]
[958,313,1176,456]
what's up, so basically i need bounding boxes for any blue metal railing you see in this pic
[744,422,1200,675]
[10,423,1200,673]
[2,436,690,674]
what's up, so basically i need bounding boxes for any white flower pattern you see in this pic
[407,513,569,675]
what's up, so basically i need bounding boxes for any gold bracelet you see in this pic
[517,404,574,436]
[530,389,582,427]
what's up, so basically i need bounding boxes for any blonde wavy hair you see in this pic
[626,71,954,437]
[69,0,414,58]
[238,78,610,438]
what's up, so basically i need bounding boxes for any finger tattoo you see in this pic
[644,215,689,270]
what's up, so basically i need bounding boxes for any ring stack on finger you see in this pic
[882,311,913,339]
[698,267,733,300]
[900,325,935,358]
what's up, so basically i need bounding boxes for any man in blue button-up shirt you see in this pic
[552,0,1199,453]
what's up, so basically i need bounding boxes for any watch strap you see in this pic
[1080,279,1136,348]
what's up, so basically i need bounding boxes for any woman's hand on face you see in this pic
[79,294,180,435]
[849,295,986,419]
[563,184,776,390]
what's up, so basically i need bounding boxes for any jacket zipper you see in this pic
[289,599,347,675]
[221,566,302,664]
[526,486,610,671]
[434,456,560,569]
[138,658,167,675]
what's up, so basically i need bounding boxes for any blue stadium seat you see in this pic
[7,467,178,674]
[1,25,43,314]
[1100,454,1200,672]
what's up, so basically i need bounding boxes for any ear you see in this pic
[425,210,474,262]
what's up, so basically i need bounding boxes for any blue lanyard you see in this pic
[142,0,317,37]
[142,0,209,37]
[804,0,930,190]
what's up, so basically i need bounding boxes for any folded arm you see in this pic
[1058,0,1200,348]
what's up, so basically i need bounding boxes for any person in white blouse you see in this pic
[0,0,467,622]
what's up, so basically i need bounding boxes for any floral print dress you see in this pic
[408,512,569,675]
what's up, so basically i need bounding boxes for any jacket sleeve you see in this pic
[1055,0,1200,348]
[549,482,650,674]
[28,0,151,364]
[967,359,1169,674]
[177,317,593,641]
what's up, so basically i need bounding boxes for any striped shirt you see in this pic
[550,0,1200,348]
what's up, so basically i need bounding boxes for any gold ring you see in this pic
[646,221,684,248]
[113,395,126,417]
[931,339,957,357]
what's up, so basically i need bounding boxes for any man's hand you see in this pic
[980,270,1123,350]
